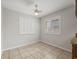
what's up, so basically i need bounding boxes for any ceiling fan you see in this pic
[34,4,42,15]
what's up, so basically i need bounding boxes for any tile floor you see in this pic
[2,42,72,59]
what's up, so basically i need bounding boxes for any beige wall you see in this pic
[2,7,40,51]
[2,5,76,52]
[40,6,77,52]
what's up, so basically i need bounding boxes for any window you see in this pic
[44,16,61,34]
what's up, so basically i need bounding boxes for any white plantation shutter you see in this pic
[18,16,36,34]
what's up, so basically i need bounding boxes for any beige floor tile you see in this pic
[2,42,72,59]
[10,55,22,59]
[57,51,71,59]
[10,48,19,56]
[1,50,10,59]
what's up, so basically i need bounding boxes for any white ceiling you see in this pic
[2,0,75,17]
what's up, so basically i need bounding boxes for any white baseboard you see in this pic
[41,40,72,53]
[2,40,39,53]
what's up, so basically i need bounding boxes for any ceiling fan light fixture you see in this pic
[34,4,42,16]
[35,12,39,15]
[34,9,39,15]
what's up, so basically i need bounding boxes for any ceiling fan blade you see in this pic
[33,4,42,13]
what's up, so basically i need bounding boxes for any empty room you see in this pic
[1,0,77,59]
